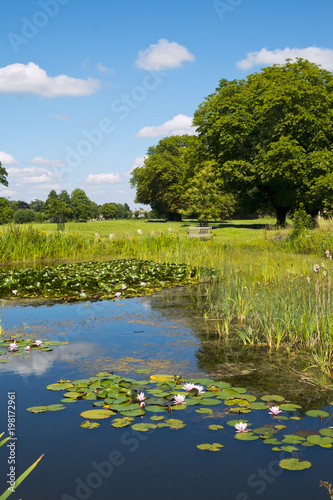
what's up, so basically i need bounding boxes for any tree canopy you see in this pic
[0,162,8,187]
[193,58,333,225]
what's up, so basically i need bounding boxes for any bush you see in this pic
[13,209,36,224]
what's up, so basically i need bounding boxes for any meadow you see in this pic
[1,217,333,386]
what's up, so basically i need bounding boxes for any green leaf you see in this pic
[196,443,223,452]
[81,421,100,429]
[234,432,259,441]
[208,425,224,431]
[195,408,213,414]
[227,419,250,427]
[80,409,114,419]
[0,454,44,500]
[319,428,333,437]
[131,423,156,432]
[111,417,133,428]
[282,435,305,444]
[165,419,186,429]
[306,410,329,418]
[279,458,312,470]
[261,395,285,402]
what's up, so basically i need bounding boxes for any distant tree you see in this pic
[134,210,140,219]
[45,198,72,222]
[13,209,35,224]
[130,135,197,220]
[58,190,72,206]
[17,200,31,210]
[30,199,46,212]
[0,161,8,186]
[70,189,92,221]
[90,201,100,219]
[0,197,13,224]
[101,203,117,219]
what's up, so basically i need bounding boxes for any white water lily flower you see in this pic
[25,346,31,351]
[173,394,186,405]
[12,290,18,295]
[235,422,249,433]
[193,384,205,394]
[268,406,282,416]
[182,383,196,392]
[34,340,43,346]
[9,342,17,351]
[115,292,121,298]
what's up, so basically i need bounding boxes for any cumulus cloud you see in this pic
[135,39,195,71]
[86,173,122,184]
[0,151,18,165]
[135,114,197,138]
[0,62,100,97]
[31,156,67,168]
[237,46,333,71]
[7,167,61,184]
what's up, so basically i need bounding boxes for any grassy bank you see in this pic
[1,218,333,385]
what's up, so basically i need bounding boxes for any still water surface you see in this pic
[0,290,332,500]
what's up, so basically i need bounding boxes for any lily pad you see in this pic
[47,382,74,391]
[196,443,223,452]
[80,409,114,419]
[319,428,333,437]
[165,419,186,429]
[131,423,156,432]
[234,432,259,441]
[227,419,250,427]
[81,421,100,429]
[208,425,224,431]
[261,395,285,402]
[282,435,305,444]
[150,415,164,421]
[26,404,65,413]
[307,435,333,447]
[279,458,312,470]
[306,410,329,418]
[111,417,133,428]
[195,408,213,414]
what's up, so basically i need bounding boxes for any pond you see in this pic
[0,289,332,500]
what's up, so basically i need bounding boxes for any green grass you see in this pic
[1,218,333,385]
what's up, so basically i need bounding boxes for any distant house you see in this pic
[132,209,149,218]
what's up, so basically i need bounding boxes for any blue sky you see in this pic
[0,0,332,209]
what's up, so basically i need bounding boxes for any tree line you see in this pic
[130,59,333,226]
[0,188,131,224]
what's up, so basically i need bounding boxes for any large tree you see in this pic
[130,135,197,220]
[0,162,8,186]
[193,59,333,225]
[70,189,92,221]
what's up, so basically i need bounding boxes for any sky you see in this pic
[0,0,332,209]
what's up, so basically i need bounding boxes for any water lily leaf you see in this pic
[261,395,285,402]
[165,419,186,429]
[60,398,77,403]
[211,381,231,389]
[296,429,320,437]
[262,438,282,445]
[272,446,298,452]
[195,408,213,414]
[279,458,311,470]
[63,391,83,399]
[252,425,278,435]
[196,443,223,452]
[150,415,164,421]
[234,432,259,441]
[119,409,145,417]
[134,368,151,374]
[280,404,302,412]
[229,407,252,414]
[150,374,175,381]
[282,435,305,444]
[216,389,241,400]
[144,406,167,413]
[82,394,97,401]
[307,435,333,447]
[195,398,222,406]
[80,409,114,419]
[81,421,100,429]
[275,425,287,430]
[111,417,133,428]
[319,428,333,437]
[172,404,187,410]
[248,402,268,410]
[131,423,156,432]
[26,404,66,413]
[224,398,250,407]
[47,382,73,391]
[208,425,224,431]
[301,441,315,447]
[306,410,329,418]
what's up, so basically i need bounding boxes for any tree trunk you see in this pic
[275,206,289,227]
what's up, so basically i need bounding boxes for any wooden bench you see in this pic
[187,226,212,238]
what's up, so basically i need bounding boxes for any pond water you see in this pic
[0,289,332,500]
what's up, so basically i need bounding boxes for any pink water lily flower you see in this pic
[12,290,18,295]
[173,394,186,405]
[235,422,249,433]
[140,401,145,409]
[9,341,18,351]
[269,406,282,416]
[137,392,145,401]
[115,292,121,298]
[34,340,43,346]
[25,346,31,351]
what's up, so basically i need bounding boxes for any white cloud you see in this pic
[31,156,67,168]
[0,62,100,98]
[0,151,18,165]
[132,156,146,167]
[50,114,69,121]
[7,167,62,184]
[97,63,114,74]
[135,114,197,138]
[86,173,122,184]
[135,39,195,71]
[237,46,333,71]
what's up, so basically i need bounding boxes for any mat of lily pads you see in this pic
[0,259,200,300]
[27,372,333,471]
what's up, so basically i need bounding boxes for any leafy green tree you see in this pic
[70,189,92,221]
[0,197,13,224]
[0,161,8,186]
[101,203,117,219]
[90,201,100,220]
[193,59,333,225]
[45,198,72,222]
[181,162,235,220]
[13,209,35,224]
[30,199,46,212]
[130,135,197,220]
